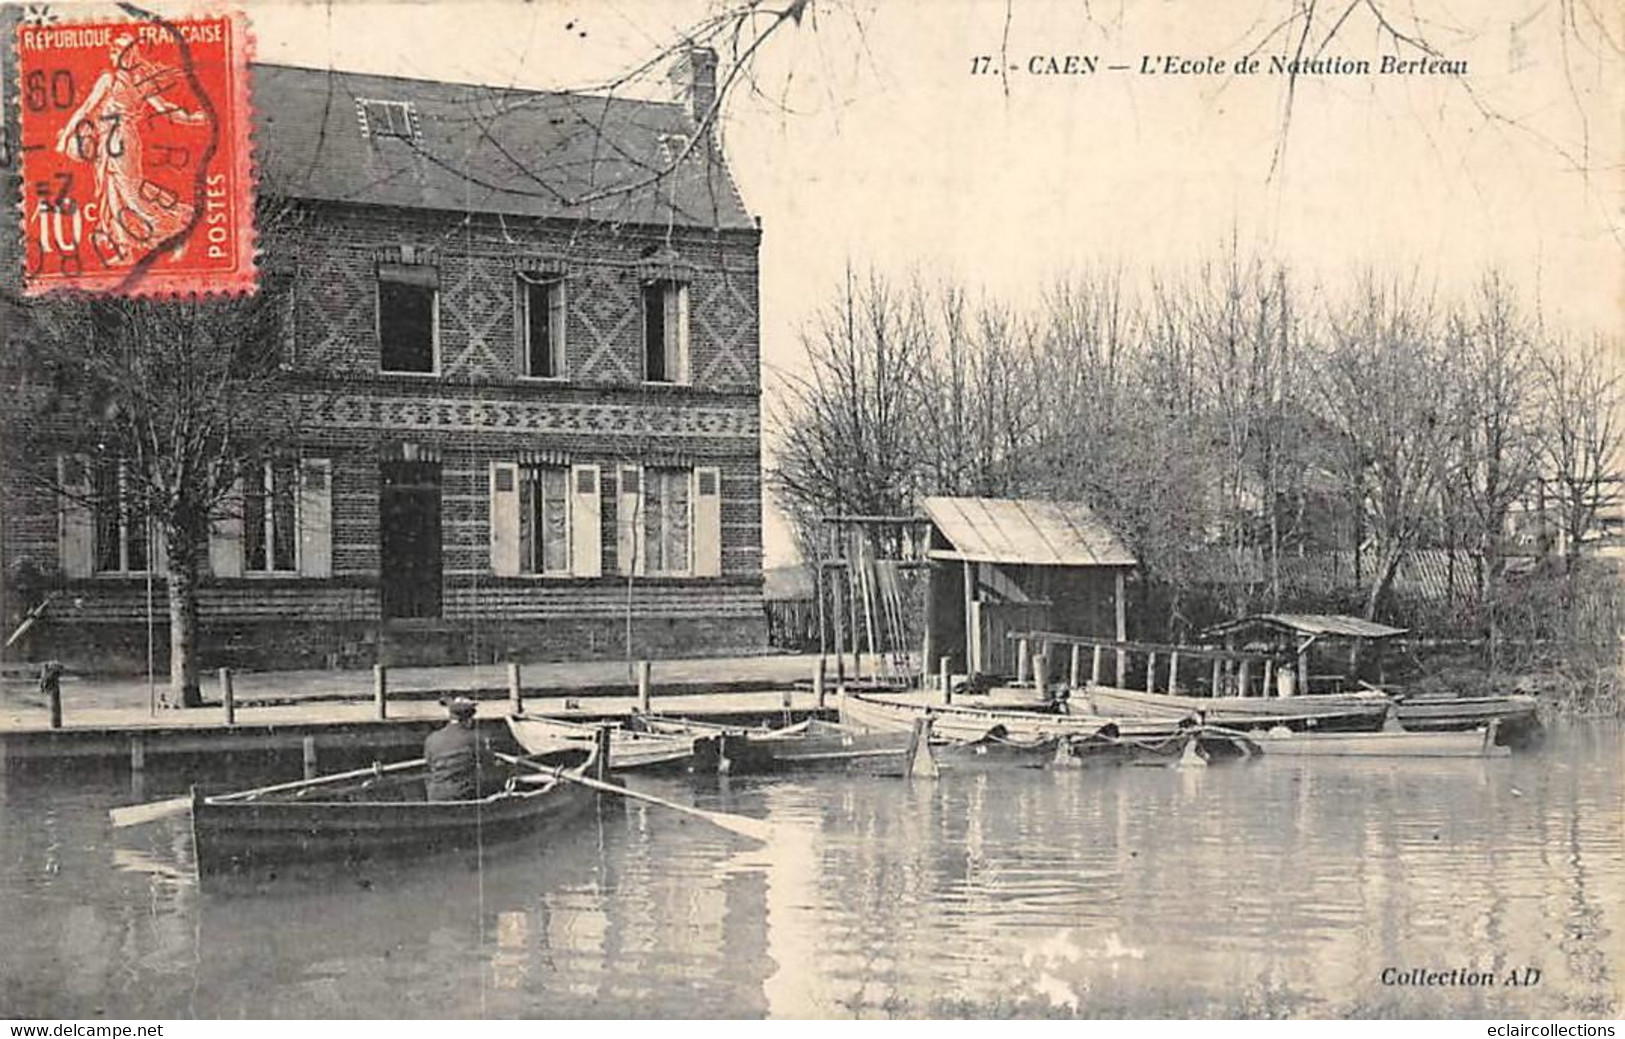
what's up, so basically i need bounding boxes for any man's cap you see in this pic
[443,696,478,716]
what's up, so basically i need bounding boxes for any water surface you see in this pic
[2,725,1620,1018]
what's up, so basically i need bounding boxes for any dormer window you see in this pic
[359,99,418,140]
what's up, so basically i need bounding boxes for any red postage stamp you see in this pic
[15,13,256,296]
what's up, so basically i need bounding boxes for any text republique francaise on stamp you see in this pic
[15,13,255,297]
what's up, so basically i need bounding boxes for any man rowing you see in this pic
[424,696,503,800]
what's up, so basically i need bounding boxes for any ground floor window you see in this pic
[93,460,150,573]
[520,465,570,575]
[643,466,691,575]
[244,459,299,573]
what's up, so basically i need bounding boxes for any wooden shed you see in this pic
[920,496,1135,676]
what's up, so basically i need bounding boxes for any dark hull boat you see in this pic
[1394,694,1542,746]
[191,752,598,877]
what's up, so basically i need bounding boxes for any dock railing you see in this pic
[1006,630,1280,698]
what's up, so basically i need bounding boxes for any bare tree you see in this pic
[1536,334,1623,573]
[1,204,303,705]
[1311,274,1452,619]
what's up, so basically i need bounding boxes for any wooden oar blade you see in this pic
[497,751,770,845]
[110,795,192,829]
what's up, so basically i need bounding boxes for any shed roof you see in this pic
[1202,614,1408,641]
[252,63,754,230]
[921,496,1135,568]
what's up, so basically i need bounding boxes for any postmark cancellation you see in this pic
[15,11,256,297]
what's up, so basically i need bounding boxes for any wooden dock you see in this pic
[0,688,835,769]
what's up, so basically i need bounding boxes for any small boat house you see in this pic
[920,496,1135,676]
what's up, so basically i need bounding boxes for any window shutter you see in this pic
[570,464,602,578]
[693,467,722,578]
[490,462,521,576]
[209,476,244,578]
[617,465,644,576]
[57,455,94,579]
[298,459,333,578]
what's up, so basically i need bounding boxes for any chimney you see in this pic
[670,45,718,132]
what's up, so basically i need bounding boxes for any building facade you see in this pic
[2,55,768,670]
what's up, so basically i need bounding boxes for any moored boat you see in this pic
[840,689,1181,742]
[1394,694,1540,735]
[508,713,712,772]
[1086,684,1392,733]
[1250,724,1510,758]
[190,750,600,877]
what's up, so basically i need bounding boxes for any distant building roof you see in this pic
[921,496,1135,568]
[252,63,754,229]
[1202,614,1408,641]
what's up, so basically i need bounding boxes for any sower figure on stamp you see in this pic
[423,697,503,801]
[53,34,208,268]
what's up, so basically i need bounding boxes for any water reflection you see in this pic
[0,727,1621,1018]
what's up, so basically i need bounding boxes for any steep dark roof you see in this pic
[251,63,754,230]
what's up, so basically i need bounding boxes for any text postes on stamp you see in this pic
[16,13,256,297]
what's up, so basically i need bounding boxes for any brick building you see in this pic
[2,53,768,669]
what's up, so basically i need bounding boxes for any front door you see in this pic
[380,461,442,619]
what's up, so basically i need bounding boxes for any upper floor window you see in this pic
[92,460,151,574]
[378,264,438,373]
[243,459,299,574]
[643,279,689,383]
[519,273,566,379]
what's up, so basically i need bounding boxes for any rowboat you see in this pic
[632,715,1062,774]
[1085,685,1392,733]
[840,689,1185,742]
[1394,694,1539,733]
[507,713,713,772]
[190,750,599,877]
[1250,724,1510,758]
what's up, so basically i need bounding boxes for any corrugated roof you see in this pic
[1202,614,1408,640]
[921,496,1135,567]
[252,64,754,229]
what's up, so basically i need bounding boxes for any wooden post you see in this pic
[921,559,935,686]
[1091,644,1103,685]
[302,735,317,779]
[373,665,387,720]
[219,667,235,725]
[1238,658,1251,699]
[1145,651,1156,693]
[1168,652,1180,695]
[637,660,652,713]
[939,655,952,705]
[1033,652,1048,703]
[969,600,985,676]
[42,663,62,730]
[962,560,976,675]
[593,725,612,781]
[1017,638,1031,685]
[832,567,848,692]
[1069,644,1082,690]
[129,735,145,773]
[813,656,827,710]
[1297,649,1309,698]
[1264,658,1275,699]
[507,661,523,715]
[906,716,939,779]
[1211,657,1222,698]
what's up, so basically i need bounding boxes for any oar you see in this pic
[109,795,193,829]
[495,752,772,845]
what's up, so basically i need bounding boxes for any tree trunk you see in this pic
[166,525,203,708]
[1363,549,1405,622]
